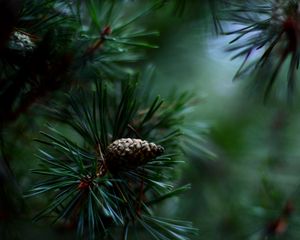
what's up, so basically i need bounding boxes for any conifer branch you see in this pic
[27,79,198,239]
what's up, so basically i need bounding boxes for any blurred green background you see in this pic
[147,2,300,239]
[6,1,300,239]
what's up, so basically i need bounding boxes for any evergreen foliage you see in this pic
[0,0,204,239]
[218,0,300,100]
[3,0,300,240]
[26,78,197,239]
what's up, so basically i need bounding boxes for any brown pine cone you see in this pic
[105,138,164,172]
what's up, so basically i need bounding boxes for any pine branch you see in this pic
[26,78,198,239]
[0,1,212,239]
[218,0,300,100]
[0,0,161,125]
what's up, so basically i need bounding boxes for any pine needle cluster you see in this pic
[217,0,300,100]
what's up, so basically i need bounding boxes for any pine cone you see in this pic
[8,31,35,52]
[105,138,164,172]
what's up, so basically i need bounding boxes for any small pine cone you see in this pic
[8,31,35,52]
[105,138,164,172]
